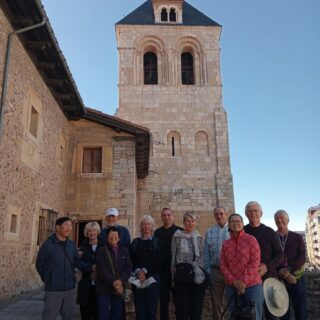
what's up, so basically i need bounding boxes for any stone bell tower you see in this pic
[115,0,234,230]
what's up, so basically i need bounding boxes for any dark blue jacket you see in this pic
[36,234,92,291]
[100,225,131,249]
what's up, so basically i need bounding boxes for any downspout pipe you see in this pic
[0,18,46,139]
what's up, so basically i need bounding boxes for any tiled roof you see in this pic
[116,0,220,27]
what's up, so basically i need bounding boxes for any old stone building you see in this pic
[0,0,234,299]
[0,0,149,299]
[116,0,234,228]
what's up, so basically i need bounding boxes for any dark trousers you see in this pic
[159,272,173,320]
[281,276,308,320]
[133,282,159,320]
[80,285,98,320]
[174,283,206,320]
[97,294,124,320]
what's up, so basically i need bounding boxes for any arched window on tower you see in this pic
[161,8,168,21]
[169,8,176,22]
[144,52,158,84]
[181,52,194,85]
[195,131,209,156]
[167,131,181,157]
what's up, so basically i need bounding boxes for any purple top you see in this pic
[277,231,306,272]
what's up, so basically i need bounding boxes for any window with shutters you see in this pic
[83,147,102,173]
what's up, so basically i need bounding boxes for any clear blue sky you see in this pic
[42,0,320,231]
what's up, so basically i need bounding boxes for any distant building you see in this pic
[306,205,320,269]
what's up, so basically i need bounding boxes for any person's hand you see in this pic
[91,264,97,281]
[137,270,146,283]
[286,273,297,284]
[278,268,290,280]
[78,250,83,257]
[233,280,246,295]
[258,263,268,277]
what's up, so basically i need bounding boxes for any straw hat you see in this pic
[263,278,289,317]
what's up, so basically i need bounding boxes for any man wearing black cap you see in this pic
[36,217,92,320]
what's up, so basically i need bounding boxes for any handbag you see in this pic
[234,303,255,320]
[221,293,256,320]
[174,263,194,286]
[104,247,125,298]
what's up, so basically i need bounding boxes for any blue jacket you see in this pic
[36,234,91,291]
[100,225,131,249]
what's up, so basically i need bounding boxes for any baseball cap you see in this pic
[106,208,119,217]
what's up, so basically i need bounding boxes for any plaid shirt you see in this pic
[204,223,230,273]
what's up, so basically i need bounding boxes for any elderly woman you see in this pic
[274,210,307,320]
[96,226,132,320]
[220,213,264,320]
[129,215,162,320]
[77,221,102,320]
[171,212,207,320]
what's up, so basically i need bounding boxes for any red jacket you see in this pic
[220,230,262,287]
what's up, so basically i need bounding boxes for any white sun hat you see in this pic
[263,277,289,317]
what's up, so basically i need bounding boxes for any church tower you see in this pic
[115,0,234,230]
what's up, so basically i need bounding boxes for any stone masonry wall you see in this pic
[116,23,234,234]
[0,9,68,299]
[65,119,137,236]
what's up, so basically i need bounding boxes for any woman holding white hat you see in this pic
[220,213,264,320]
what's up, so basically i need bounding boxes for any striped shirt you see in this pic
[204,223,230,273]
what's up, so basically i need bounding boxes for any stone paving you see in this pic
[0,292,80,320]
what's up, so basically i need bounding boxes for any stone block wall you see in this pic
[65,119,138,237]
[0,9,68,298]
[116,23,234,232]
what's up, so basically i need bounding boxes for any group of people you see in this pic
[36,201,308,320]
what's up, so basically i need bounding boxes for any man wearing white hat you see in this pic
[100,208,131,249]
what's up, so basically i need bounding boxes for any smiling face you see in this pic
[87,227,99,242]
[214,207,228,227]
[245,203,262,227]
[141,221,153,237]
[161,209,174,228]
[107,230,120,247]
[184,216,196,233]
[106,215,118,227]
[275,213,289,232]
[56,220,72,240]
[229,215,244,233]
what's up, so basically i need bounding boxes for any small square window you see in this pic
[10,214,18,233]
[83,147,102,173]
[29,106,39,138]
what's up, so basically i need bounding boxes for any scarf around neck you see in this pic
[174,229,201,257]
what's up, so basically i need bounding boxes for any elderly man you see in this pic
[204,206,230,320]
[274,209,308,320]
[154,208,182,320]
[244,201,283,320]
[100,207,131,249]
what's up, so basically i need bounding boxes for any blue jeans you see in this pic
[281,276,308,320]
[97,294,124,320]
[224,284,264,320]
[132,278,160,320]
